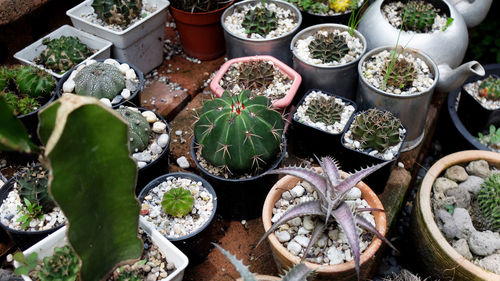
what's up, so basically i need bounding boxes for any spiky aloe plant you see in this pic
[237,60,275,90]
[477,173,500,232]
[478,76,500,101]
[401,1,437,33]
[241,4,278,37]
[38,246,79,281]
[214,243,314,281]
[38,36,94,74]
[162,187,194,218]
[308,32,349,64]
[92,0,143,27]
[258,157,397,280]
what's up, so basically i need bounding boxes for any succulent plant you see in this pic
[214,243,314,281]
[18,97,41,116]
[477,124,500,150]
[116,107,151,153]
[0,66,15,91]
[17,166,55,213]
[74,62,125,99]
[38,36,94,74]
[237,60,275,90]
[162,187,195,218]
[308,31,349,64]
[258,157,396,280]
[116,271,142,281]
[241,5,278,37]
[15,66,56,98]
[330,0,352,13]
[194,90,284,173]
[401,1,437,33]
[349,109,403,153]
[382,57,417,90]
[1,91,18,114]
[305,95,345,125]
[172,0,228,12]
[38,246,79,281]
[92,0,143,27]
[478,76,500,101]
[477,173,500,232]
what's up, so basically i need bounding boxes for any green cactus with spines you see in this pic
[237,60,275,90]
[0,66,15,91]
[194,90,284,173]
[15,66,56,98]
[382,57,417,89]
[38,245,79,281]
[401,1,437,33]
[308,32,349,64]
[1,91,18,114]
[73,62,125,99]
[305,95,345,125]
[116,271,142,281]
[18,97,41,116]
[162,187,195,218]
[241,4,278,37]
[116,107,151,153]
[477,173,500,232]
[478,76,500,101]
[38,36,94,74]
[350,109,403,153]
[17,165,55,213]
[92,0,143,27]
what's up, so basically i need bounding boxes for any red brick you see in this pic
[140,81,190,121]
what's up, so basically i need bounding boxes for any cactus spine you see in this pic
[162,187,194,218]
[237,60,275,90]
[478,76,500,101]
[38,36,94,74]
[116,107,151,153]
[305,95,345,125]
[17,166,55,213]
[241,4,278,37]
[73,62,125,99]
[477,173,500,232]
[38,246,79,281]
[382,58,417,89]
[92,0,143,27]
[402,1,437,33]
[15,66,56,98]
[194,91,284,173]
[308,32,349,64]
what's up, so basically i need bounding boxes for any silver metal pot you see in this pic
[356,46,439,151]
[291,24,367,101]
[221,0,302,66]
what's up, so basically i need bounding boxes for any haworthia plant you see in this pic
[0,95,37,153]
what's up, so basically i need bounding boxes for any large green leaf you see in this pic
[0,95,37,153]
[41,94,142,281]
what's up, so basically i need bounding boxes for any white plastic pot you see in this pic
[13,25,112,79]
[66,0,170,74]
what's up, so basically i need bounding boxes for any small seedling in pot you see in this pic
[242,1,278,37]
[16,198,44,230]
[92,0,143,26]
[477,173,500,232]
[478,76,500,101]
[477,124,500,150]
[13,252,38,276]
[162,188,195,218]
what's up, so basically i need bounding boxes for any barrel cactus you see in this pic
[116,107,151,153]
[38,246,79,281]
[241,5,278,37]
[194,90,284,173]
[237,60,275,90]
[15,66,56,98]
[401,1,437,33]
[18,97,41,116]
[74,62,125,99]
[92,0,143,26]
[1,92,18,114]
[0,66,15,91]
[38,36,94,74]
[478,76,500,101]
[162,187,194,218]
[305,95,345,125]
[349,109,403,153]
[308,32,349,64]
[382,57,417,90]
[17,166,55,213]
[477,173,500,232]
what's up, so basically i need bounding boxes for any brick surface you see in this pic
[140,81,190,121]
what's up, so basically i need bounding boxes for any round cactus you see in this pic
[161,187,194,218]
[401,1,437,33]
[116,107,151,153]
[92,0,143,26]
[0,67,15,91]
[305,95,345,125]
[1,91,18,114]
[477,173,500,232]
[38,245,79,281]
[15,66,56,98]
[308,32,349,64]
[382,57,417,90]
[74,62,125,99]
[194,91,284,173]
[331,0,352,13]
[17,166,55,213]
[478,76,500,101]
[237,60,275,90]
[241,5,278,37]
[349,108,403,153]
[38,36,94,74]
[18,97,41,115]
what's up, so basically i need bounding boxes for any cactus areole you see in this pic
[194,91,284,174]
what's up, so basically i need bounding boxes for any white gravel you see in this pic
[382,1,450,33]
[463,78,500,110]
[343,126,406,161]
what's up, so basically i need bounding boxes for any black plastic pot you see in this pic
[138,172,217,264]
[0,177,65,250]
[300,8,357,28]
[290,89,357,159]
[191,137,287,220]
[340,110,407,194]
[55,59,144,108]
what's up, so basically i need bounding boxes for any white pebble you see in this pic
[151,143,162,155]
[85,59,96,66]
[152,122,167,133]
[157,134,169,148]
[63,79,75,93]
[275,231,291,242]
[119,63,130,74]
[290,185,305,197]
[104,58,119,67]
[142,111,158,123]
[138,161,147,168]
[175,130,183,136]
[345,187,362,200]
[287,241,302,256]
[126,69,137,80]
[177,156,190,168]
[294,235,310,247]
[99,98,112,108]
[121,89,131,99]
[397,162,404,168]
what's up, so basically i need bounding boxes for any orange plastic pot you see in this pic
[170,1,234,60]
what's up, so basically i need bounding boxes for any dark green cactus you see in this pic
[477,173,500,232]
[1,91,18,114]
[38,246,79,281]
[116,271,142,281]
[382,58,417,89]
[237,60,275,90]
[161,187,194,218]
[38,36,94,74]
[401,1,437,33]
[0,67,15,91]
[241,5,278,37]
[74,62,125,99]
[308,32,349,64]
[194,91,284,173]
[15,66,56,98]
[17,166,55,213]
[92,0,143,27]
[305,95,345,125]
[18,97,41,116]
[116,107,151,153]
[350,109,403,153]
[478,76,500,101]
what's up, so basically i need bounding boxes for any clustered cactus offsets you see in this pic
[478,76,500,101]
[305,95,345,125]
[477,173,500,232]
[92,0,143,26]
[36,36,94,74]
[308,31,349,64]
[382,56,417,90]
[38,246,79,281]
[73,62,126,99]
[401,1,438,33]
[241,4,278,37]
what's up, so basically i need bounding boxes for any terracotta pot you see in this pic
[262,168,387,280]
[209,55,302,109]
[411,150,500,280]
[237,276,280,281]
[170,1,234,60]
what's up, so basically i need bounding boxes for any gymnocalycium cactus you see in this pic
[477,173,500,232]
[237,60,275,90]
[194,90,284,173]
[478,76,500,101]
[308,31,349,64]
[92,0,143,27]
[349,109,403,153]
[15,66,56,98]
[258,157,396,281]
[214,243,314,281]
[382,57,417,90]
[17,166,55,213]
[401,1,437,33]
[162,187,195,218]
[305,95,345,125]
[74,62,125,99]
[38,246,79,281]
[38,36,94,74]
[241,4,278,37]
[116,107,151,153]
[18,97,41,116]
